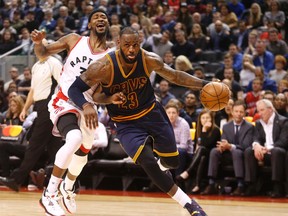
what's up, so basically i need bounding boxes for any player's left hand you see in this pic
[83,103,98,129]
[111,92,125,104]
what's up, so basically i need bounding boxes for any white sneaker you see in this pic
[59,181,76,214]
[39,189,65,216]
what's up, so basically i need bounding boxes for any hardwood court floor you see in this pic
[0,188,287,216]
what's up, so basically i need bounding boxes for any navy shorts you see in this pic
[114,102,178,162]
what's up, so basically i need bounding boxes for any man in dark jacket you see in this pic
[244,99,288,197]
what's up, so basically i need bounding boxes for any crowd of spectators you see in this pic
[0,0,288,197]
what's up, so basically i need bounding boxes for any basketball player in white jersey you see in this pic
[31,9,118,216]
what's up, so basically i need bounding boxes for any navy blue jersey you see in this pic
[101,49,156,122]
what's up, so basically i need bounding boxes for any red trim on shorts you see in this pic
[52,88,69,108]
[80,144,90,154]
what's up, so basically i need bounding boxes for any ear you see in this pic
[117,37,120,46]
[88,23,91,30]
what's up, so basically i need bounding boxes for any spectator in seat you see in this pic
[244,99,288,197]
[17,67,31,96]
[183,92,202,124]
[202,100,254,196]
[171,29,195,62]
[39,9,56,34]
[0,29,17,55]
[165,103,193,177]
[244,3,263,30]
[245,78,263,117]
[215,98,234,130]
[56,6,76,31]
[278,80,288,95]
[150,30,173,59]
[219,4,238,30]
[77,4,94,36]
[246,67,277,94]
[49,17,72,41]
[253,39,274,76]
[268,55,287,84]
[177,2,193,36]
[274,93,288,118]
[167,98,192,129]
[215,53,240,82]
[188,23,208,62]
[201,2,214,27]
[16,28,33,55]
[244,30,258,56]
[157,79,175,107]
[263,0,285,32]
[228,43,243,73]
[233,20,249,53]
[239,54,256,91]
[0,96,25,177]
[192,12,207,36]
[23,11,40,33]
[266,28,288,56]
[4,67,22,92]
[0,18,17,37]
[176,109,221,194]
[228,0,245,19]
[208,20,231,52]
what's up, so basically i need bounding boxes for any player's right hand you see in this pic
[83,103,98,129]
[31,29,46,44]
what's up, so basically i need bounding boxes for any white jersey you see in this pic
[48,36,114,139]
[60,36,114,102]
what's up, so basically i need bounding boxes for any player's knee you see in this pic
[75,144,90,156]
[160,156,179,170]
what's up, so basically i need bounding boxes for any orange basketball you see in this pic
[200,82,230,111]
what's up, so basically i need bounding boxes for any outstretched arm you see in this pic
[145,51,209,90]
[31,30,79,59]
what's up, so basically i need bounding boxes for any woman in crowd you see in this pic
[188,23,208,62]
[0,96,25,177]
[245,3,263,30]
[176,109,221,194]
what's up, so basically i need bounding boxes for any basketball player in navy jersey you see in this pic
[69,27,210,215]
[30,9,120,216]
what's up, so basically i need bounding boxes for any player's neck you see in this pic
[89,37,107,52]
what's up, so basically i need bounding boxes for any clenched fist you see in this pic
[31,29,46,45]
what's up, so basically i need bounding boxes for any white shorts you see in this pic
[48,90,96,149]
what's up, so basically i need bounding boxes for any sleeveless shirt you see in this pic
[101,49,156,122]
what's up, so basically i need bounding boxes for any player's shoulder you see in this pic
[62,33,82,48]
[142,49,161,62]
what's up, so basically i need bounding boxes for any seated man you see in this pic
[244,99,288,197]
[202,100,254,196]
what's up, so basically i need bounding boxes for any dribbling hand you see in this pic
[31,29,46,44]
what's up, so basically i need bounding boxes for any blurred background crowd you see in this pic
[0,0,288,198]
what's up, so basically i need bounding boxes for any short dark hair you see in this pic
[120,26,139,37]
[232,100,246,110]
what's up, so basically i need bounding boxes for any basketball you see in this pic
[200,82,230,111]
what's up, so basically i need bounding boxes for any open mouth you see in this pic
[96,23,105,30]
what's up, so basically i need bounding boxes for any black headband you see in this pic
[88,8,109,23]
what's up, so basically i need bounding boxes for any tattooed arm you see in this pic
[144,51,209,90]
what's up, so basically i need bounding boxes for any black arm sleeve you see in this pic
[68,76,91,109]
